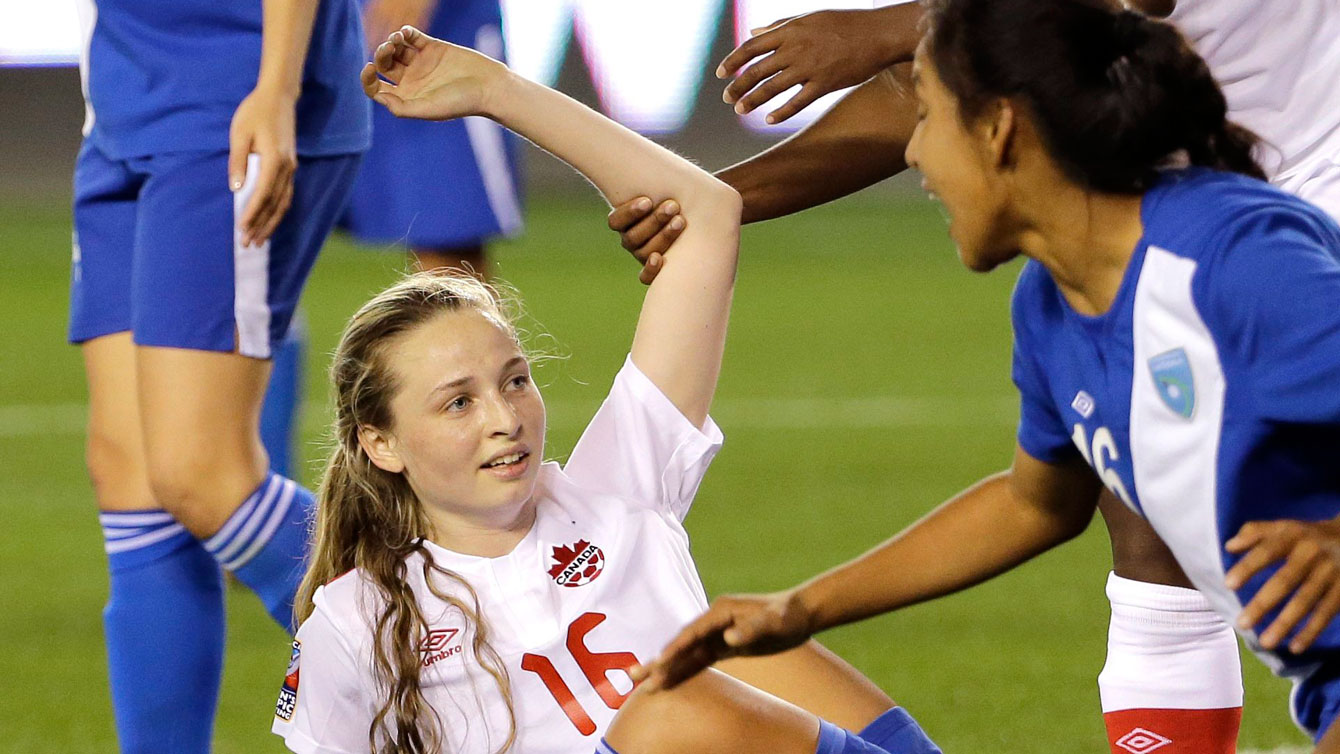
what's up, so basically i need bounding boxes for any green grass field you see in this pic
[0,192,1308,752]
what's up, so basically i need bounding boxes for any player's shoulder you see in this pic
[1010,259,1064,331]
[1144,169,1340,262]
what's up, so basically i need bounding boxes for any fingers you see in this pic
[732,71,803,117]
[765,82,826,125]
[619,200,681,256]
[717,29,783,79]
[1225,522,1296,590]
[723,53,786,106]
[638,253,663,286]
[607,196,655,232]
[239,154,295,246]
[1290,580,1340,653]
[1225,521,1268,553]
[1259,562,1334,649]
[228,130,250,192]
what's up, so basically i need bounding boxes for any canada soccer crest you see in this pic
[547,539,604,587]
[275,639,300,721]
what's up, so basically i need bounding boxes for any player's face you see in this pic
[905,42,1016,272]
[375,309,546,531]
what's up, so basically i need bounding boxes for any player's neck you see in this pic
[1016,182,1145,317]
[424,499,538,558]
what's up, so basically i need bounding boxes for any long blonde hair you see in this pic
[297,271,520,754]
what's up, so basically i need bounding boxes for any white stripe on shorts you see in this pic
[465,25,523,237]
[233,152,273,359]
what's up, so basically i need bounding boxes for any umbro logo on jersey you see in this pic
[1114,727,1172,753]
[275,639,301,721]
[547,539,605,588]
[1071,391,1096,419]
[1149,348,1195,420]
[420,628,462,668]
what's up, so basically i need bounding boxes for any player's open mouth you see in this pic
[481,449,531,479]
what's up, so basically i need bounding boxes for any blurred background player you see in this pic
[70,0,369,750]
[611,0,1340,750]
[256,0,523,480]
[636,1,1340,751]
[343,0,522,274]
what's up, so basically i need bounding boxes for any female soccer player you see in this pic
[71,0,368,750]
[637,1,1340,751]
[271,28,940,754]
[613,0,1340,749]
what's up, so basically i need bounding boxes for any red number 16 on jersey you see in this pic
[520,612,640,736]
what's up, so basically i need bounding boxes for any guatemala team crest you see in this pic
[1148,348,1195,419]
[275,639,301,721]
[547,539,605,587]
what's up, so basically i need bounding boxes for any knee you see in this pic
[85,426,153,510]
[143,443,260,534]
[607,680,710,754]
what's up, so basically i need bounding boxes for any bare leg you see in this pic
[83,333,155,514]
[607,669,822,754]
[718,641,894,732]
[136,346,270,536]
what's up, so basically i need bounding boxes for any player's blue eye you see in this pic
[509,374,529,389]
[447,396,470,412]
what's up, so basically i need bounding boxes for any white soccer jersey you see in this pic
[1161,0,1340,186]
[272,357,723,754]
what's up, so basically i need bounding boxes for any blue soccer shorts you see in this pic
[816,707,942,754]
[340,12,522,249]
[70,141,360,358]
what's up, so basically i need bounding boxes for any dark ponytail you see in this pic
[923,0,1266,193]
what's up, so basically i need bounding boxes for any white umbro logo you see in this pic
[1114,727,1172,753]
[1071,391,1095,419]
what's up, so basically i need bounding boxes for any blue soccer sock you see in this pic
[102,511,224,754]
[259,315,306,478]
[203,471,312,631]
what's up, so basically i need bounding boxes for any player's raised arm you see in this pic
[610,65,918,279]
[364,28,741,426]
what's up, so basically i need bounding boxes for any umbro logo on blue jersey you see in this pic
[1071,391,1095,418]
[1149,348,1195,420]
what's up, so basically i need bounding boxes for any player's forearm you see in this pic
[718,65,916,224]
[255,0,321,97]
[793,471,1094,632]
[487,72,741,427]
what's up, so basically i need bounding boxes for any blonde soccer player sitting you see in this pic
[270,26,940,754]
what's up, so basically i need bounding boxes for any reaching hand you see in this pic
[229,87,298,246]
[631,590,815,690]
[1226,518,1340,653]
[718,9,909,124]
[361,26,508,121]
[606,196,686,285]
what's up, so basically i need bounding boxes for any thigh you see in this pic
[1099,490,1193,587]
[82,332,154,512]
[606,668,821,754]
[718,641,893,732]
[70,140,141,345]
[132,150,361,358]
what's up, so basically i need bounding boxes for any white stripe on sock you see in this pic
[207,474,279,559]
[104,523,187,554]
[223,478,297,571]
[102,526,148,540]
[99,511,174,527]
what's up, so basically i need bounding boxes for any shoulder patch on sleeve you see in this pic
[275,639,301,721]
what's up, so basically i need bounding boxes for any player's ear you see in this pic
[358,425,405,474]
[982,97,1018,171]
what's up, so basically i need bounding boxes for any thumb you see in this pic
[228,131,251,192]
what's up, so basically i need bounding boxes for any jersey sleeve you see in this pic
[562,355,725,522]
[1196,205,1340,423]
[272,594,375,754]
[1011,263,1080,463]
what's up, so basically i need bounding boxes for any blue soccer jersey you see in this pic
[1010,168,1340,734]
[81,0,370,159]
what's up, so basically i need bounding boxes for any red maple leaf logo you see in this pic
[547,540,605,587]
